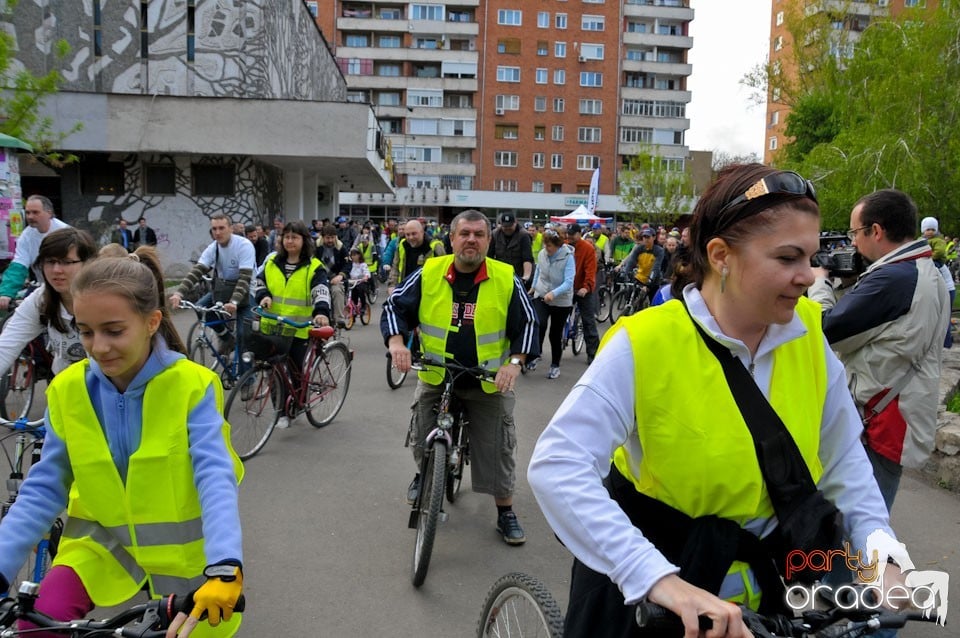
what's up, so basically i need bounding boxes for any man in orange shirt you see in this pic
[567,224,599,364]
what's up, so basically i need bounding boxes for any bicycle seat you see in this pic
[309,325,336,341]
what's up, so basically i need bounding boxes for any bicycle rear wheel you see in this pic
[477,572,564,638]
[367,278,379,304]
[412,439,447,587]
[0,353,35,421]
[386,353,408,389]
[360,300,372,325]
[446,421,468,503]
[610,288,630,323]
[305,341,352,427]
[224,366,281,460]
[344,307,355,330]
[572,314,585,356]
[188,325,220,372]
[596,287,611,323]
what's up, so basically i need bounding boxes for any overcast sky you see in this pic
[686,0,772,160]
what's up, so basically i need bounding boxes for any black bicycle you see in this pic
[0,581,245,637]
[406,357,485,587]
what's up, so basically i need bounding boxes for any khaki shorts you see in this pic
[411,380,517,499]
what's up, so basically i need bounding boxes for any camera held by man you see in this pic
[811,232,864,280]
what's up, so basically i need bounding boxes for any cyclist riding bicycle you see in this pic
[0,195,72,312]
[347,246,371,307]
[616,227,665,301]
[382,209,539,546]
[0,247,245,638]
[0,229,97,381]
[529,165,922,638]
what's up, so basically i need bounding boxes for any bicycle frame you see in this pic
[179,300,242,384]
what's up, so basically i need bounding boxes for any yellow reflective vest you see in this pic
[46,359,244,624]
[397,238,442,283]
[531,232,543,256]
[262,255,323,339]
[417,255,513,393]
[609,297,827,607]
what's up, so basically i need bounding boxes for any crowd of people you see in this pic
[0,168,955,636]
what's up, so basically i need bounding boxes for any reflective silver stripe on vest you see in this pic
[476,330,507,346]
[419,323,447,339]
[152,573,207,596]
[274,296,312,309]
[135,518,204,546]
[64,518,147,584]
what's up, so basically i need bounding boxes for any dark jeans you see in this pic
[534,299,572,367]
[865,445,902,513]
[573,291,600,360]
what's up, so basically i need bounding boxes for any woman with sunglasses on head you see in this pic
[529,164,911,637]
[0,228,98,384]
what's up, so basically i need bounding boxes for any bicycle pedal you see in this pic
[438,511,449,523]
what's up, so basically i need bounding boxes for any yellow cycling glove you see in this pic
[187,564,243,626]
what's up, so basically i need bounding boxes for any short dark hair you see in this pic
[210,212,231,224]
[450,209,490,236]
[856,189,917,243]
[321,224,338,237]
[138,216,146,223]
[244,224,257,234]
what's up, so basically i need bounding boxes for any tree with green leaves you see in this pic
[749,2,960,232]
[0,2,80,163]
[618,144,695,222]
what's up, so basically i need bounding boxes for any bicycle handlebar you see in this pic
[0,416,45,431]
[409,356,497,383]
[177,299,233,319]
[252,306,313,329]
[0,587,245,638]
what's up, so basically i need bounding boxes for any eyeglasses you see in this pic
[846,225,871,241]
[42,258,83,268]
[716,171,818,220]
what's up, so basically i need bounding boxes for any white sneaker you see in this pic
[276,416,290,429]
[547,366,560,379]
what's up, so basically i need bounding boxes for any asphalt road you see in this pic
[5,307,959,636]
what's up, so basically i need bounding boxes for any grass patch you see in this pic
[948,389,960,414]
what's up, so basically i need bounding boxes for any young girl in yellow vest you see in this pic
[0,246,244,638]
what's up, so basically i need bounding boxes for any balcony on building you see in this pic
[623,0,694,22]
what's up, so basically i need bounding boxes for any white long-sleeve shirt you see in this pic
[527,285,896,604]
[0,284,83,377]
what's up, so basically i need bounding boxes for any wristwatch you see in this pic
[204,564,240,581]
[509,357,523,367]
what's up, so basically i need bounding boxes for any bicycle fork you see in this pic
[407,398,454,529]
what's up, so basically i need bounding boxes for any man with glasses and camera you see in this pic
[809,189,950,512]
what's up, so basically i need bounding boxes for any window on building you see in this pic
[144,164,176,195]
[553,97,565,112]
[621,127,653,143]
[580,72,602,87]
[532,181,544,193]
[554,69,566,85]
[533,153,545,168]
[534,96,547,112]
[81,158,124,195]
[498,9,522,25]
[580,43,604,60]
[555,41,567,57]
[496,94,521,110]
[555,13,567,28]
[495,151,518,167]
[498,38,521,54]
[551,154,563,169]
[776,11,784,26]
[495,125,520,140]
[578,127,601,143]
[552,125,564,141]
[379,35,401,47]
[769,136,778,150]
[192,164,235,197]
[769,110,780,126]
[579,99,602,115]
[495,179,519,192]
[536,68,547,84]
[774,35,783,51]
[411,4,444,20]
[379,7,402,19]
[304,0,318,16]
[534,126,545,140]
[772,87,782,102]
[346,34,369,47]
[538,11,549,27]
[377,63,401,76]
[497,66,521,82]
[537,41,548,56]
[626,21,647,33]
[347,90,369,103]
[577,155,600,170]
[550,183,562,193]
[581,15,604,31]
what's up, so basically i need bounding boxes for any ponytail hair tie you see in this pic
[128,253,141,263]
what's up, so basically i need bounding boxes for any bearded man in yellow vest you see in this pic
[382,209,540,545]
[529,164,916,638]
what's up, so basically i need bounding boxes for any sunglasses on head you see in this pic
[716,171,818,220]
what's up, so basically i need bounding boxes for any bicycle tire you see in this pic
[477,572,564,638]
[0,353,35,421]
[412,439,447,587]
[610,289,629,323]
[305,341,352,427]
[572,314,584,356]
[367,279,379,304]
[446,421,467,503]
[188,325,221,373]
[344,308,355,330]
[386,353,408,389]
[596,287,611,323]
[224,366,281,460]
[360,300,372,325]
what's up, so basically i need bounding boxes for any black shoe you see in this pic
[496,511,526,545]
[406,474,421,505]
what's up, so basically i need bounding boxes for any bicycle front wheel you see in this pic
[188,324,220,372]
[0,353,35,421]
[412,439,447,587]
[224,366,281,460]
[572,314,585,356]
[344,307,355,330]
[610,289,629,323]
[596,287,611,323]
[305,341,352,427]
[360,300,372,325]
[367,278,379,304]
[477,572,564,638]
[386,353,408,389]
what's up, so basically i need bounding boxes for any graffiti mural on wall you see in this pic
[9,0,345,101]
[66,154,282,273]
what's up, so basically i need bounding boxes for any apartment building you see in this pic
[765,0,936,164]
[320,0,694,221]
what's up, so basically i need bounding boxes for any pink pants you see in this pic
[18,565,94,637]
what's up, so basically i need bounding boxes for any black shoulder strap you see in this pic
[687,312,820,520]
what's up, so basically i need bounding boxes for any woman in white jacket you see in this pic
[528,229,575,379]
[0,228,98,413]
